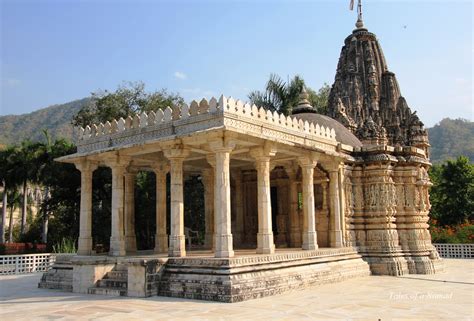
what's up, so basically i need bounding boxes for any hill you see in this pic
[0,98,90,145]
[428,118,474,163]
[0,100,472,164]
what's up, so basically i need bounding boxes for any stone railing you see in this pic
[77,96,337,144]
[0,253,55,275]
[433,243,473,259]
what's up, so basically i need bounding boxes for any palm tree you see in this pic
[248,74,331,116]
[9,141,44,237]
[7,189,21,242]
[248,74,306,116]
[0,146,18,243]
[0,181,6,244]
[35,130,53,243]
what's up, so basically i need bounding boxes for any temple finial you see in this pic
[291,86,315,115]
[350,0,364,29]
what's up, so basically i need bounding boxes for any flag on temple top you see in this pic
[350,0,354,10]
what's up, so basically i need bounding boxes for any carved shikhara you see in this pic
[76,96,337,154]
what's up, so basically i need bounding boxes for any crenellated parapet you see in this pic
[75,95,338,154]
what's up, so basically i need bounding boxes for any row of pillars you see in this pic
[75,146,345,258]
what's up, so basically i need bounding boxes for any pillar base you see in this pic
[257,232,275,254]
[109,236,126,256]
[154,234,168,253]
[77,237,93,256]
[125,234,137,253]
[169,234,186,257]
[329,230,344,248]
[215,234,234,258]
[302,231,318,250]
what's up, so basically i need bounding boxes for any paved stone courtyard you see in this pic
[1,259,473,320]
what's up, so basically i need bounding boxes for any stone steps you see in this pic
[88,264,128,297]
[38,257,74,292]
[87,287,127,296]
[96,278,127,289]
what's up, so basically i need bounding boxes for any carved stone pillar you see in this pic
[351,166,365,247]
[343,166,356,247]
[232,170,244,246]
[394,164,437,274]
[362,163,408,276]
[211,145,234,258]
[338,165,347,247]
[75,160,97,256]
[109,161,127,256]
[250,146,276,254]
[328,167,343,248]
[164,147,189,257]
[299,157,318,250]
[124,172,137,253]
[154,164,169,253]
[287,167,301,248]
[201,168,214,250]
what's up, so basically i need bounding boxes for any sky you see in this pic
[0,0,472,127]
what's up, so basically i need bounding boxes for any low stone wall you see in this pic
[433,244,473,259]
[159,248,371,302]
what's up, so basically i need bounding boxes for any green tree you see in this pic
[0,146,17,243]
[38,139,81,248]
[72,81,184,127]
[248,74,330,116]
[7,189,21,242]
[309,83,331,115]
[429,156,474,226]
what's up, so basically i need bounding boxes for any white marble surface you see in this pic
[1,259,473,320]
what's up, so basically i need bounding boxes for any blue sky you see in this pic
[1,0,472,127]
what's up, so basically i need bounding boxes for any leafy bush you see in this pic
[430,221,474,244]
[52,238,77,253]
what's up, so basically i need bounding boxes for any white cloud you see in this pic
[174,71,187,80]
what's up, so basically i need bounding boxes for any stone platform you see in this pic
[39,248,371,303]
[160,247,371,302]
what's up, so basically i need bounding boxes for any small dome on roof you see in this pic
[291,87,362,147]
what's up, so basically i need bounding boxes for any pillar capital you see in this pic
[163,145,190,160]
[152,161,170,174]
[249,143,277,160]
[297,156,317,169]
[208,138,236,153]
[321,160,345,173]
[74,159,98,173]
